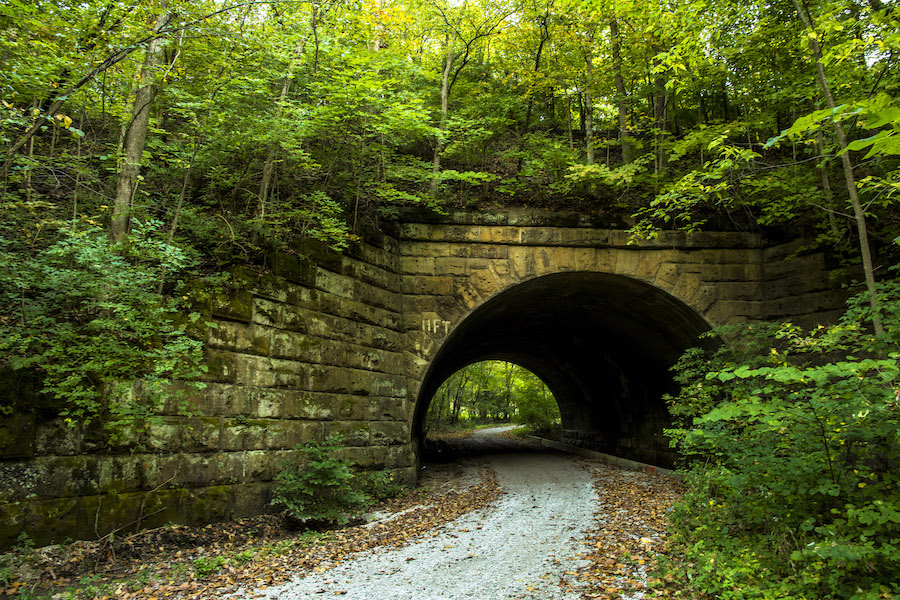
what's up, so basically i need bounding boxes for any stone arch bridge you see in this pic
[0,210,845,545]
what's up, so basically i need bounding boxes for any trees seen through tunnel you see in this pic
[426,361,559,434]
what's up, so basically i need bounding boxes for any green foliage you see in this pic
[0,215,209,440]
[271,436,369,527]
[661,279,900,600]
[192,555,228,578]
[358,470,404,503]
[427,361,559,433]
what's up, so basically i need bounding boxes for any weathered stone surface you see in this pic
[0,211,850,549]
[0,414,35,459]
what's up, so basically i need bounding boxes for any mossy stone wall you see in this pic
[0,211,848,548]
[0,231,411,547]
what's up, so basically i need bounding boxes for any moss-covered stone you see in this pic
[181,417,221,452]
[283,391,333,420]
[220,417,269,451]
[325,421,370,447]
[0,414,35,459]
[34,418,81,455]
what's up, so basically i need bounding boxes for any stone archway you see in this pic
[412,272,717,467]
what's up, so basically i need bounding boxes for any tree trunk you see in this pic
[610,19,632,164]
[652,57,667,176]
[584,52,594,166]
[431,32,454,194]
[110,9,171,243]
[258,37,306,218]
[791,0,883,335]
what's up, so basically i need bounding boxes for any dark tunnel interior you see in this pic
[412,272,717,467]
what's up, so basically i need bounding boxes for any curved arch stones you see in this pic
[400,213,846,468]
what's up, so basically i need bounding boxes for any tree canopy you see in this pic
[1,0,899,438]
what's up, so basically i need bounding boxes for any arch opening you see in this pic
[424,360,560,434]
[413,272,716,468]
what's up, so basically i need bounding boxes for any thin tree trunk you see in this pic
[258,38,306,218]
[432,32,454,194]
[814,131,840,237]
[652,56,668,176]
[518,14,549,172]
[791,0,883,335]
[110,9,171,243]
[584,52,594,166]
[610,19,632,164]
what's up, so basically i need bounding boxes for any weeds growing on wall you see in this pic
[660,275,900,599]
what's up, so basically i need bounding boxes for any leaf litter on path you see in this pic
[570,462,685,600]
[1,448,685,600]
[0,463,500,600]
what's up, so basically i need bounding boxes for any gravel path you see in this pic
[243,428,596,600]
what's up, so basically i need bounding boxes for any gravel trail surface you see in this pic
[245,428,596,600]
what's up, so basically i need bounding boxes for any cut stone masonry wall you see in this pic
[0,211,849,547]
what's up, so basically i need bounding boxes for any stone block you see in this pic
[179,484,233,523]
[0,414,35,459]
[265,420,323,450]
[97,454,146,494]
[146,418,185,452]
[207,321,271,357]
[270,253,317,286]
[1,496,80,548]
[281,305,311,333]
[324,421,370,446]
[434,257,467,276]
[371,396,408,422]
[35,455,98,499]
[232,482,274,518]
[269,330,323,362]
[718,281,763,302]
[487,226,521,244]
[400,256,436,275]
[401,275,453,296]
[399,223,435,241]
[181,417,221,453]
[371,374,408,399]
[211,289,254,323]
[201,349,239,384]
[386,444,415,469]
[315,268,355,299]
[253,389,284,419]
[399,241,451,257]
[187,382,254,417]
[283,391,334,420]
[34,419,81,456]
[452,281,482,310]
[653,263,680,290]
[220,418,270,451]
[448,244,509,259]
[341,445,388,469]
[520,228,563,245]
[614,250,642,277]
[334,395,372,421]
[252,274,290,303]
[370,421,407,446]
[469,269,499,297]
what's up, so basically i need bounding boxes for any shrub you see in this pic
[359,470,403,503]
[271,435,369,527]
[661,279,900,600]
